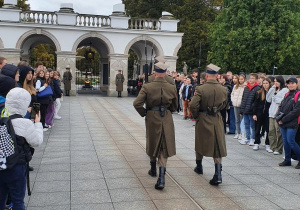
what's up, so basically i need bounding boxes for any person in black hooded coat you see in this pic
[0,64,20,85]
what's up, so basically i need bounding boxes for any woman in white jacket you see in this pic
[266,76,289,155]
[0,88,43,210]
[231,75,246,139]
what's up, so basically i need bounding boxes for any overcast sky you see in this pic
[28,0,122,15]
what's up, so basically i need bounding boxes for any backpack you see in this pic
[284,91,300,124]
[0,109,20,170]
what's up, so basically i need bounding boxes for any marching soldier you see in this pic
[133,62,178,190]
[115,70,125,97]
[190,64,228,185]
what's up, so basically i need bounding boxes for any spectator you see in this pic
[178,76,186,116]
[0,75,15,113]
[53,71,63,119]
[253,78,272,151]
[175,75,182,113]
[239,73,261,145]
[182,77,193,120]
[45,70,55,128]
[35,61,44,71]
[297,76,300,89]
[266,76,289,155]
[1,64,20,85]
[277,78,300,169]
[226,71,233,84]
[219,74,232,133]
[0,88,43,210]
[35,69,50,131]
[231,74,246,139]
[258,74,266,86]
[0,57,7,70]
[17,61,29,68]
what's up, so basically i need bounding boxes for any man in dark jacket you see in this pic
[240,73,261,145]
[182,77,193,120]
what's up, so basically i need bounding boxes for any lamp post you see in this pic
[272,65,277,76]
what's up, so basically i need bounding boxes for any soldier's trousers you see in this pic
[150,154,167,167]
[196,152,222,164]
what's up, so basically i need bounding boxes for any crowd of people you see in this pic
[0,57,64,210]
[171,70,300,168]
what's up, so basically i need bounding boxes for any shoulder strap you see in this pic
[9,114,23,120]
[294,91,300,103]
[284,91,290,98]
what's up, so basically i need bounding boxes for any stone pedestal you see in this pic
[107,54,129,97]
[0,49,21,65]
[56,51,77,96]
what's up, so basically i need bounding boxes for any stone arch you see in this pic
[173,42,182,57]
[72,32,114,54]
[124,35,164,56]
[0,37,4,49]
[16,29,61,51]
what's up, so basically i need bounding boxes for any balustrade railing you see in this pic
[20,11,57,25]
[76,14,111,27]
[129,18,160,30]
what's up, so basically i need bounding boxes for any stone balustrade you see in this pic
[20,11,58,25]
[129,18,161,30]
[76,14,111,27]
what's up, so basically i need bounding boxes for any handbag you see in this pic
[37,86,53,98]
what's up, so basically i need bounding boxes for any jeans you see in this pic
[241,116,245,134]
[234,107,242,134]
[229,107,236,133]
[244,115,255,140]
[0,164,26,210]
[254,114,270,145]
[280,127,300,162]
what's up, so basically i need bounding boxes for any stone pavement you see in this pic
[25,96,300,210]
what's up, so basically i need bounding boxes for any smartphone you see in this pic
[31,103,40,120]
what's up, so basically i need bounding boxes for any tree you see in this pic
[208,0,300,74]
[0,0,30,10]
[31,44,55,68]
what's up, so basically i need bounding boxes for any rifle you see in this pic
[144,40,148,83]
[197,43,202,85]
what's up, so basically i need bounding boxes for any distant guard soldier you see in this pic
[190,64,228,185]
[133,62,178,190]
[115,70,125,97]
[63,66,72,96]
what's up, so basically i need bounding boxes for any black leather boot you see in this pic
[148,161,157,177]
[155,167,166,190]
[209,163,222,186]
[194,160,203,174]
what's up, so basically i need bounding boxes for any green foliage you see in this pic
[123,0,221,73]
[0,0,30,10]
[209,0,300,74]
[76,46,101,75]
[31,44,55,68]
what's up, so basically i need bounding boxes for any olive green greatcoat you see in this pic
[190,80,228,158]
[63,71,72,91]
[115,74,125,91]
[148,74,175,85]
[133,77,178,158]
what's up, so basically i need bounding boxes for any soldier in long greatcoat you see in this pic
[190,64,228,186]
[115,70,125,97]
[63,66,72,96]
[133,62,177,190]
[148,56,175,85]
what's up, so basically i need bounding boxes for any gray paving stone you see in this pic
[106,177,142,189]
[231,196,282,210]
[265,195,300,209]
[71,190,111,204]
[110,188,151,202]
[114,201,157,210]
[248,184,293,196]
[71,170,103,180]
[154,199,199,210]
[279,183,300,195]
[36,172,70,181]
[100,161,131,170]
[71,162,101,171]
[71,179,107,191]
[71,203,114,210]
[103,168,137,179]
[182,185,226,198]
[28,192,70,206]
[219,185,260,197]
[195,197,242,210]
[27,205,70,210]
[33,181,70,193]
[41,157,71,165]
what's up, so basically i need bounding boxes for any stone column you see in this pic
[56,51,77,96]
[165,56,178,73]
[108,54,129,97]
[0,49,21,65]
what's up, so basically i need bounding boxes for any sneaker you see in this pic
[238,134,243,140]
[43,128,48,132]
[249,139,255,146]
[179,112,184,116]
[295,162,300,169]
[54,115,62,120]
[239,139,250,145]
[253,144,259,151]
[265,145,273,153]
[234,134,239,139]
[279,160,291,166]
[273,151,281,155]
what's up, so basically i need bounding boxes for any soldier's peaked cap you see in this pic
[206,63,220,74]
[154,62,169,73]
[154,56,166,64]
